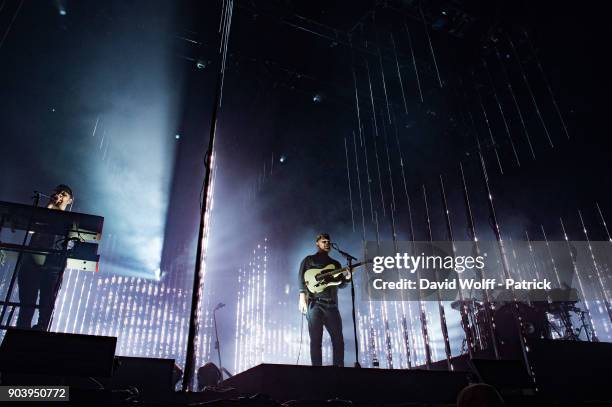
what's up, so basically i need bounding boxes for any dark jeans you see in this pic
[307,300,344,366]
[16,256,61,330]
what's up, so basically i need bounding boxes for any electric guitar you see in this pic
[304,260,372,294]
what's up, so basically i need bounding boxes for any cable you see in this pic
[87,376,105,390]
[296,311,305,365]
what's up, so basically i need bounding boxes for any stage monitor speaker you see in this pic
[97,356,177,402]
[0,329,116,377]
[529,339,612,402]
[223,363,469,404]
[470,358,535,397]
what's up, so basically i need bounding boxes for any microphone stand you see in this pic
[332,243,361,368]
[213,305,223,381]
[212,303,233,381]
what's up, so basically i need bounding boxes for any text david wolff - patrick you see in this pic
[371,278,552,291]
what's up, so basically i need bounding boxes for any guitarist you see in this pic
[298,233,350,366]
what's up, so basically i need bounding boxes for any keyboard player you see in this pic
[16,184,74,330]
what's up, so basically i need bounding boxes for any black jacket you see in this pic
[298,251,346,302]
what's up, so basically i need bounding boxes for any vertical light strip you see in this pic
[64,267,81,332]
[53,268,74,332]
[93,277,108,336]
[262,239,267,363]
[234,267,242,373]
[78,273,95,334]
[90,279,103,335]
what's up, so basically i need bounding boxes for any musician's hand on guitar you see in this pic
[299,292,308,314]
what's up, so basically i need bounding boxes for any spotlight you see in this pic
[59,8,67,16]
[279,155,286,163]
[175,134,181,140]
[312,94,322,103]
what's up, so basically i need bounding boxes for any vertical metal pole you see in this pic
[183,0,230,391]
[213,309,223,380]
[182,64,219,393]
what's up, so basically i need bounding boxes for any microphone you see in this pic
[214,302,225,311]
[33,191,52,198]
[331,242,358,261]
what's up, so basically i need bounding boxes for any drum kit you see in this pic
[451,287,594,358]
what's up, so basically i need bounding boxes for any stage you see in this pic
[1,0,612,406]
[1,329,611,406]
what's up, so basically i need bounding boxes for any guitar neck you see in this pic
[319,261,367,278]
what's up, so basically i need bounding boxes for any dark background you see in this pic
[0,0,610,367]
